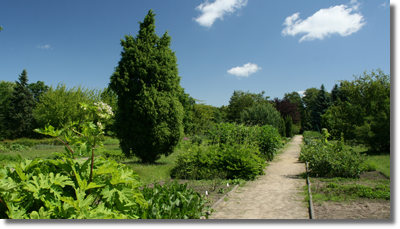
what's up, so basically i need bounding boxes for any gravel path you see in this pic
[209,135,309,219]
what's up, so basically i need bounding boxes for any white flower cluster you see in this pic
[93,101,114,118]
[97,122,104,130]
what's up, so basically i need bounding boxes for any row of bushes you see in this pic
[300,131,368,178]
[0,136,119,149]
[171,123,284,181]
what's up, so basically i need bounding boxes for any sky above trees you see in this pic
[0,0,390,107]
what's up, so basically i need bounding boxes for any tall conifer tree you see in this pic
[310,84,331,131]
[7,69,36,139]
[109,10,184,163]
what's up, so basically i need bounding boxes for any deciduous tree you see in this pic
[322,69,390,152]
[227,90,269,123]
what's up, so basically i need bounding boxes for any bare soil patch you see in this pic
[313,199,390,219]
[310,171,390,219]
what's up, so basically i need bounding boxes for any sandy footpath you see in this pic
[209,135,309,219]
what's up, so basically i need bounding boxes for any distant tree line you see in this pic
[0,10,389,167]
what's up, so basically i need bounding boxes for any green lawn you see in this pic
[350,144,390,178]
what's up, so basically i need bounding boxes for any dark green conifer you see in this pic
[109,10,184,163]
[285,115,293,138]
[310,84,331,131]
[7,69,36,139]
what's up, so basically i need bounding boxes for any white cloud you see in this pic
[227,63,261,78]
[282,0,366,42]
[298,91,306,97]
[194,0,248,27]
[36,44,53,50]
[379,1,388,9]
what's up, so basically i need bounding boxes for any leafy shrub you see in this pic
[0,144,8,152]
[0,153,147,219]
[240,102,283,134]
[190,135,206,146]
[299,140,367,178]
[206,123,260,146]
[102,150,125,162]
[171,143,266,181]
[257,124,282,161]
[9,144,31,151]
[293,124,301,135]
[303,131,323,145]
[0,155,18,167]
[205,123,282,162]
[134,181,210,219]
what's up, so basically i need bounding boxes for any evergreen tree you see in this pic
[0,81,15,140]
[330,84,340,106]
[310,84,331,131]
[285,115,293,138]
[280,116,286,138]
[109,10,184,163]
[7,69,36,139]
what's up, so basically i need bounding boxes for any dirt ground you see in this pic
[311,171,391,219]
[209,135,309,219]
[313,200,390,219]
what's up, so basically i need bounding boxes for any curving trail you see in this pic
[209,135,309,219]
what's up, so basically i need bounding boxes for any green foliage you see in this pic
[0,80,15,140]
[227,90,270,123]
[321,69,390,152]
[109,9,184,164]
[103,150,126,162]
[9,144,31,152]
[280,117,286,137]
[318,181,390,201]
[299,138,367,178]
[33,83,103,131]
[99,86,118,137]
[171,143,266,181]
[257,124,282,161]
[191,102,216,135]
[292,124,301,135]
[205,123,282,162]
[178,89,195,135]
[285,115,293,138]
[27,81,49,105]
[310,84,331,131]
[302,131,323,145]
[240,102,283,133]
[103,138,120,145]
[0,153,147,219]
[6,69,36,139]
[300,87,319,131]
[134,181,210,219]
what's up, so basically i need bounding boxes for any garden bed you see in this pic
[310,171,390,219]
[142,179,237,207]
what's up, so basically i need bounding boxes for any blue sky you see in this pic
[0,0,390,107]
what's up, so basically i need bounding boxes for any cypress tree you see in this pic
[310,84,331,131]
[285,115,293,138]
[109,10,184,163]
[7,69,36,139]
